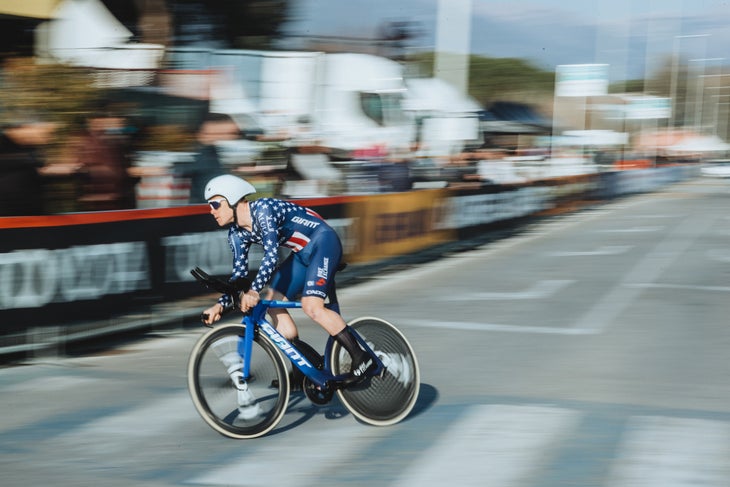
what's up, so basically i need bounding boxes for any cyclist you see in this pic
[201,174,376,383]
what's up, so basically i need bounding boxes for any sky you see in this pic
[283,0,730,80]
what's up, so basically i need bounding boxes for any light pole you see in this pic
[701,72,730,137]
[670,34,708,129]
[689,57,724,132]
[710,94,730,138]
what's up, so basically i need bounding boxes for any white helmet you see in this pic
[204,175,256,204]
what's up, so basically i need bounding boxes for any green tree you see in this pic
[227,0,290,49]
[0,58,101,138]
[645,55,692,128]
[408,52,555,108]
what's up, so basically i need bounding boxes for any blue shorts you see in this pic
[269,226,342,304]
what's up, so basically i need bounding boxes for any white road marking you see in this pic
[546,245,632,257]
[707,249,730,262]
[442,280,574,300]
[606,416,730,487]
[189,422,382,486]
[572,215,713,334]
[54,393,198,455]
[343,193,713,338]
[628,283,730,293]
[625,214,677,219]
[337,198,648,300]
[597,226,664,233]
[398,318,595,335]
[396,404,581,487]
[3,375,98,392]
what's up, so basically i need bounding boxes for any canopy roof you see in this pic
[41,0,164,71]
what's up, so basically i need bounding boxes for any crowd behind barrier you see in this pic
[0,165,699,361]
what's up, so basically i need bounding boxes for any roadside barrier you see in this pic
[0,166,699,360]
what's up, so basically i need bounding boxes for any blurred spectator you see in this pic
[0,118,56,216]
[173,113,240,203]
[75,112,137,211]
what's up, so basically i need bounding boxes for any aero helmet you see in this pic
[204,175,256,204]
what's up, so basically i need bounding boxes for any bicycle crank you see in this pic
[303,378,334,405]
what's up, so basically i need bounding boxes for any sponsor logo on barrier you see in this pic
[439,187,552,230]
[161,231,235,282]
[0,242,150,310]
[374,209,432,244]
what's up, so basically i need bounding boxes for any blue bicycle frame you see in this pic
[238,299,384,389]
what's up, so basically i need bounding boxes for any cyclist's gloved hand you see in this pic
[240,289,260,313]
[202,303,224,326]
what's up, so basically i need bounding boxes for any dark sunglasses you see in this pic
[208,199,226,210]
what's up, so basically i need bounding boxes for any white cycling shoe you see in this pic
[236,383,262,419]
[230,371,262,420]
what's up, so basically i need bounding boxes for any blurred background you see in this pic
[2,0,729,215]
[2,3,730,486]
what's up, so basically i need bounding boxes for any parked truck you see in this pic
[166,48,416,157]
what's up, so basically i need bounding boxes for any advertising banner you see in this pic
[345,189,453,264]
[555,64,609,97]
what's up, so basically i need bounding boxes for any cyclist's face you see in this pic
[208,196,234,226]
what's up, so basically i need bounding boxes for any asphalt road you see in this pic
[2,177,729,487]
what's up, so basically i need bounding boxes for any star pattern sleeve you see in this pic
[250,201,281,293]
[217,228,252,309]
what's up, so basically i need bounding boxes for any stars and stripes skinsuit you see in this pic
[217,198,343,311]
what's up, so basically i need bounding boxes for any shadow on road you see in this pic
[269,382,438,436]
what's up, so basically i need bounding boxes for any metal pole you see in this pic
[672,35,709,129]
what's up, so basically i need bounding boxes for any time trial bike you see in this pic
[186,267,420,439]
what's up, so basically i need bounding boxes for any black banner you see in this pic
[0,200,347,331]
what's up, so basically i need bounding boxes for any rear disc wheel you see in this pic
[331,317,420,426]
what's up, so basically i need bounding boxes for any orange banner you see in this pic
[345,189,453,264]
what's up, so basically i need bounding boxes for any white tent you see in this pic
[667,135,730,154]
[38,0,163,70]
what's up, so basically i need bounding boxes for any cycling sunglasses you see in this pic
[208,199,226,210]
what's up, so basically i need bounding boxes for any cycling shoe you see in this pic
[340,355,378,387]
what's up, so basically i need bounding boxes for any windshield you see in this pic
[360,91,407,126]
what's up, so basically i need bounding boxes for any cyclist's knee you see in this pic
[276,317,298,340]
[269,307,290,322]
[301,297,326,321]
